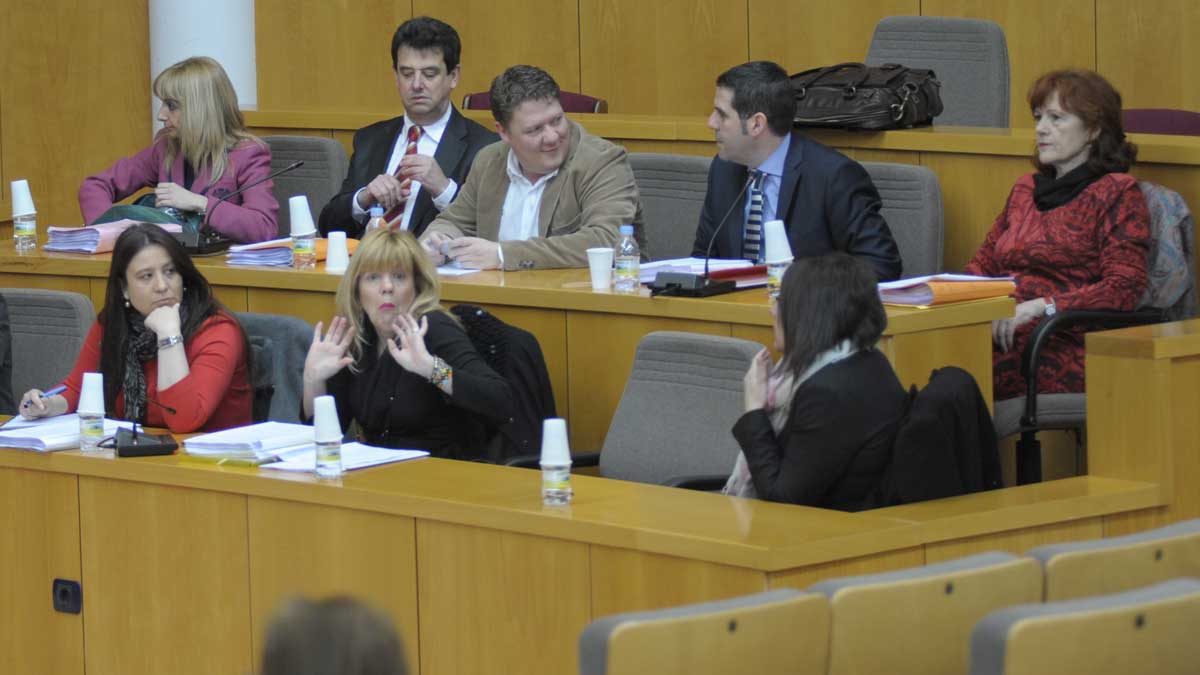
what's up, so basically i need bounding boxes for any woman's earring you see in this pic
[123,297,131,309]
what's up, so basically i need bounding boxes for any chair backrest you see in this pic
[866,16,1010,128]
[628,153,712,261]
[810,552,1042,675]
[1123,108,1200,136]
[462,91,609,114]
[860,161,944,276]
[969,578,1200,675]
[0,288,94,402]
[234,312,313,422]
[262,135,350,238]
[1138,181,1196,321]
[598,331,762,484]
[578,589,829,675]
[1027,518,1200,601]
[245,335,275,423]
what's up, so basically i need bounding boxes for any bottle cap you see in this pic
[312,395,342,442]
[619,224,633,236]
[288,195,317,237]
[11,179,36,217]
[539,418,571,466]
[78,372,105,415]
[762,220,794,264]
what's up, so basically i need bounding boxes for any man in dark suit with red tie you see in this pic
[318,17,498,238]
[692,61,902,281]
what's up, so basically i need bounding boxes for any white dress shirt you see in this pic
[497,148,559,244]
[352,105,458,230]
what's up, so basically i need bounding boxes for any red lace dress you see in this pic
[964,173,1150,400]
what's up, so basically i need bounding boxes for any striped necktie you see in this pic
[742,170,766,262]
[384,124,422,225]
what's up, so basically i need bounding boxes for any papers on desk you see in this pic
[0,414,121,452]
[183,421,315,459]
[44,220,183,254]
[437,264,482,276]
[226,237,294,267]
[878,274,1015,307]
[262,442,429,472]
[638,257,755,283]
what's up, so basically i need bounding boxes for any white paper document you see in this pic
[877,273,1014,291]
[183,421,316,458]
[262,442,429,472]
[437,264,481,276]
[638,257,754,283]
[0,414,122,452]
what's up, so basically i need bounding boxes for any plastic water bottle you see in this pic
[767,261,789,300]
[11,179,37,252]
[292,231,317,269]
[78,372,105,453]
[540,418,573,506]
[79,413,104,453]
[315,439,343,478]
[365,205,387,232]
[613,224,640,294]
[312,395,343,479]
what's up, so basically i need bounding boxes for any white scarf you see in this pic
[722,339,857,498]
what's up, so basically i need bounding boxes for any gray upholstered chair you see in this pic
[969,578,1200,675]
[628,153,712,261]
[235,312,313,423]
[594,331,762,486]
[809,552,1042,675]
[0,288,94,405]
[1027,518,1200,601]
[578,589,829,675]
[262,135,349,237]
[866,16,1010,128]
[860,161,944,276]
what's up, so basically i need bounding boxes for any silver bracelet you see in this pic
[158,334,184,350]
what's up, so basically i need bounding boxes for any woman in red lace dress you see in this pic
[964,70,1150,401]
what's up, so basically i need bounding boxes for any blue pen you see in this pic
[22,385,67,409]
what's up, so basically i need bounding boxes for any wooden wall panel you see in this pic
[921,0,1097,129]
[1097,0,1200,112]
[749,0,918,73]
[255,1,412,112]
[580,0,749,115]
[413,0,581,108]
[0,0,150,226]
[919,153,1030,270]
[590,546,766,617]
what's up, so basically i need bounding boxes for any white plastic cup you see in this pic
[762,220,794,265]
[586,247,614,291]
[540,418,571,467]
[312,395,341,443]
[10,179,36,216]
[288,195,317,236]
[325,231,350,274]
[78,372,105,415]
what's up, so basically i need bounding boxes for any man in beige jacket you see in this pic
[421,65,646,270]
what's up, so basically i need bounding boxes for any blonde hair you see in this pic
[152,56,260,184]
[335,228,449,369]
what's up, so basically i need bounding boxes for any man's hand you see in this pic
[447,237,501,270]
[398,154,450,196]
[421,231,453,265]
[356,174,411,211]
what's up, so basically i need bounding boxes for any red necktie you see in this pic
[384,125,422,225]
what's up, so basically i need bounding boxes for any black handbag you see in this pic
[790,63,943,130]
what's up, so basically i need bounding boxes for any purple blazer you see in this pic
[78,133,279,243]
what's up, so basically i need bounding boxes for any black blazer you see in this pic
[692,131,903,281]
[731,349,908,511]
[318,107,498,238]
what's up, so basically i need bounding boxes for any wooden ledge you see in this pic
[1087,319,1200,360]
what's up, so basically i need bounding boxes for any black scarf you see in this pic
[1032,164,1101,211]
[122,302,190,422]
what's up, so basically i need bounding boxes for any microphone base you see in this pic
[173,229,234,257]
[649,272,738,297]
[115,428,179,458]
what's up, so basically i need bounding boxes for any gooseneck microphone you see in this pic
[177,160,305,256]
[114,396,179,457]
[650,173,754,297]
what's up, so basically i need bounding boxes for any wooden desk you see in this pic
[0,243,1011,450]
[0,441,1163,675]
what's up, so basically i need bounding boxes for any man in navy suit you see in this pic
[692,61,902,281]
[319,17,498,238]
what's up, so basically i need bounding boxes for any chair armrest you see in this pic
[504,451,601,469]
[662,474,730,491]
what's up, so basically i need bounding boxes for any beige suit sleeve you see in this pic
[499,143,638,270]
[420,155,484,241]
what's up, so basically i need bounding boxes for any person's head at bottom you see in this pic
[773,252,886,377]
[260,596,408,675]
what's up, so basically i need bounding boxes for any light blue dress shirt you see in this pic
[742,134,791,262]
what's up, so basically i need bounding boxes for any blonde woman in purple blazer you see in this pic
[79,56,279,243]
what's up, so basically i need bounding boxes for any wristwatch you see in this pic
[158,334,184,350]
[1044,297,1057,316]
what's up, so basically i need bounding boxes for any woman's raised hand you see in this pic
[743,348,771,412]
[386,313,434,378]
[303,317,355,384]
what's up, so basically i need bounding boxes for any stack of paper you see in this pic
[262,442,429,472]
[45,221,183,254]
[638,257,755,284]
[183,421,315,459]
[0,414,121,452]
[879,274,1015,306]
[227,238,294,267]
